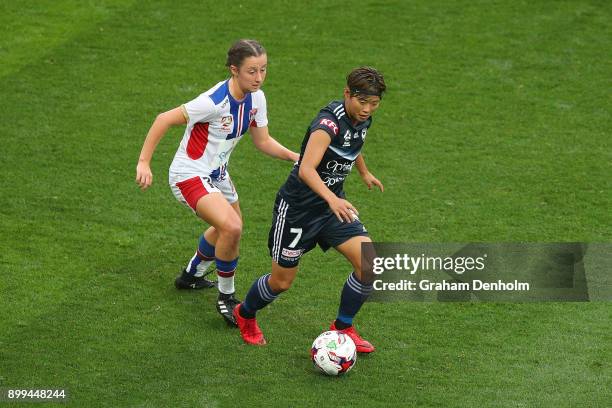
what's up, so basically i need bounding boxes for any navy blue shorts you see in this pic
[267,193,369,268]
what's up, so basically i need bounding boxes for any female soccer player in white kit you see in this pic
[136,39,299,325]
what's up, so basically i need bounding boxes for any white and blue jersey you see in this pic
[169,79,268,181]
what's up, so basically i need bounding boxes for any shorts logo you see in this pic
[319,118,339,135]
[221,115,233,133]
[281,248,303,259]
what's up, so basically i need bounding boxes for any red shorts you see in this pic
[170,174,238,212]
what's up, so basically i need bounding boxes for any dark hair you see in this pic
[226,39,266,68]
[347,66,386,98]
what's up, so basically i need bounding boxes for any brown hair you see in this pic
[226,39,266,68]
[347,66,386,98]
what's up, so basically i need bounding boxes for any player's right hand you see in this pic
[328,197,359,223]
[136,161,153,190]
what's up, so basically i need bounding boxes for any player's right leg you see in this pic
[175,227,217,289]
[234,194,305,345]
[234,261,298,345]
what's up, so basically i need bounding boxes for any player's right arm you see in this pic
[136,107,187,190]
[298,129,358,223]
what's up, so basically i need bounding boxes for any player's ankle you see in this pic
[334,319,352,330]
[218,292,235,300]
[239,303,256,319]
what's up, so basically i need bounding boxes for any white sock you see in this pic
[185,253,214,277]
[217,275,235,295]
[194,260,214,277]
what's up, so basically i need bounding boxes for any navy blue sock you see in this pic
[198,235,215,258]
[215,257,238,295]
[185,235,215,276]
[240,274,279,318]
[336,272,373,328]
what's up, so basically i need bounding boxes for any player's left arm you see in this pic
[355,154,384,192]
[250,126,300,162]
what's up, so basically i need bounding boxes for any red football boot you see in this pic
[234,303,267,346]
[330,321,375,353]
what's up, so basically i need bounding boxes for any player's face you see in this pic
[343,89,381,123]
[231,54,268,94]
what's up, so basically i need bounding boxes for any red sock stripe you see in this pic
[217,269,235,278]
[196,250,214,261]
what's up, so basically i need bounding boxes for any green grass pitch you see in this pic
[1,1,610,407]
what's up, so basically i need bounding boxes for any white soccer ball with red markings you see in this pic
[311,330,357,376]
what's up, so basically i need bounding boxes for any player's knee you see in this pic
[270,277,293,293]
[353,259,363,274]
[219,215,242,240]
[269,269,295,293]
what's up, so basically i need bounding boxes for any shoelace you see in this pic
[225,298,240,308]
[342,327,363,341]
[243,319,261,336]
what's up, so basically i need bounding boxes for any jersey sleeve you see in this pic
[250,90,268,128]
[309,112,340,140]
[182,93,217,125]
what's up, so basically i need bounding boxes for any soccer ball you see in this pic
[311,330,357,376]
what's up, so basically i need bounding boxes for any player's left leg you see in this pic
[201,175,244,325]
[333,235,376,353]
[213,200,243,325]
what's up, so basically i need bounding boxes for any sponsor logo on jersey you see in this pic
[321,160,355,186]
[220,115,233,133]
[326,160,354,174]
[320,118,339,135]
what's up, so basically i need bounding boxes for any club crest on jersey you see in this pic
[248,108,258,124]
[319,118,339,135]
[220,115,233,133]
[343,130,352,147]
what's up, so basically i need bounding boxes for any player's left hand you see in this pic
[361,172,384,192]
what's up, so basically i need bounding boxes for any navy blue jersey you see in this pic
[279,100,372,209]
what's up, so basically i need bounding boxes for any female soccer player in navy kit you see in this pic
[136,39,299,325]
[234,67,386,351]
